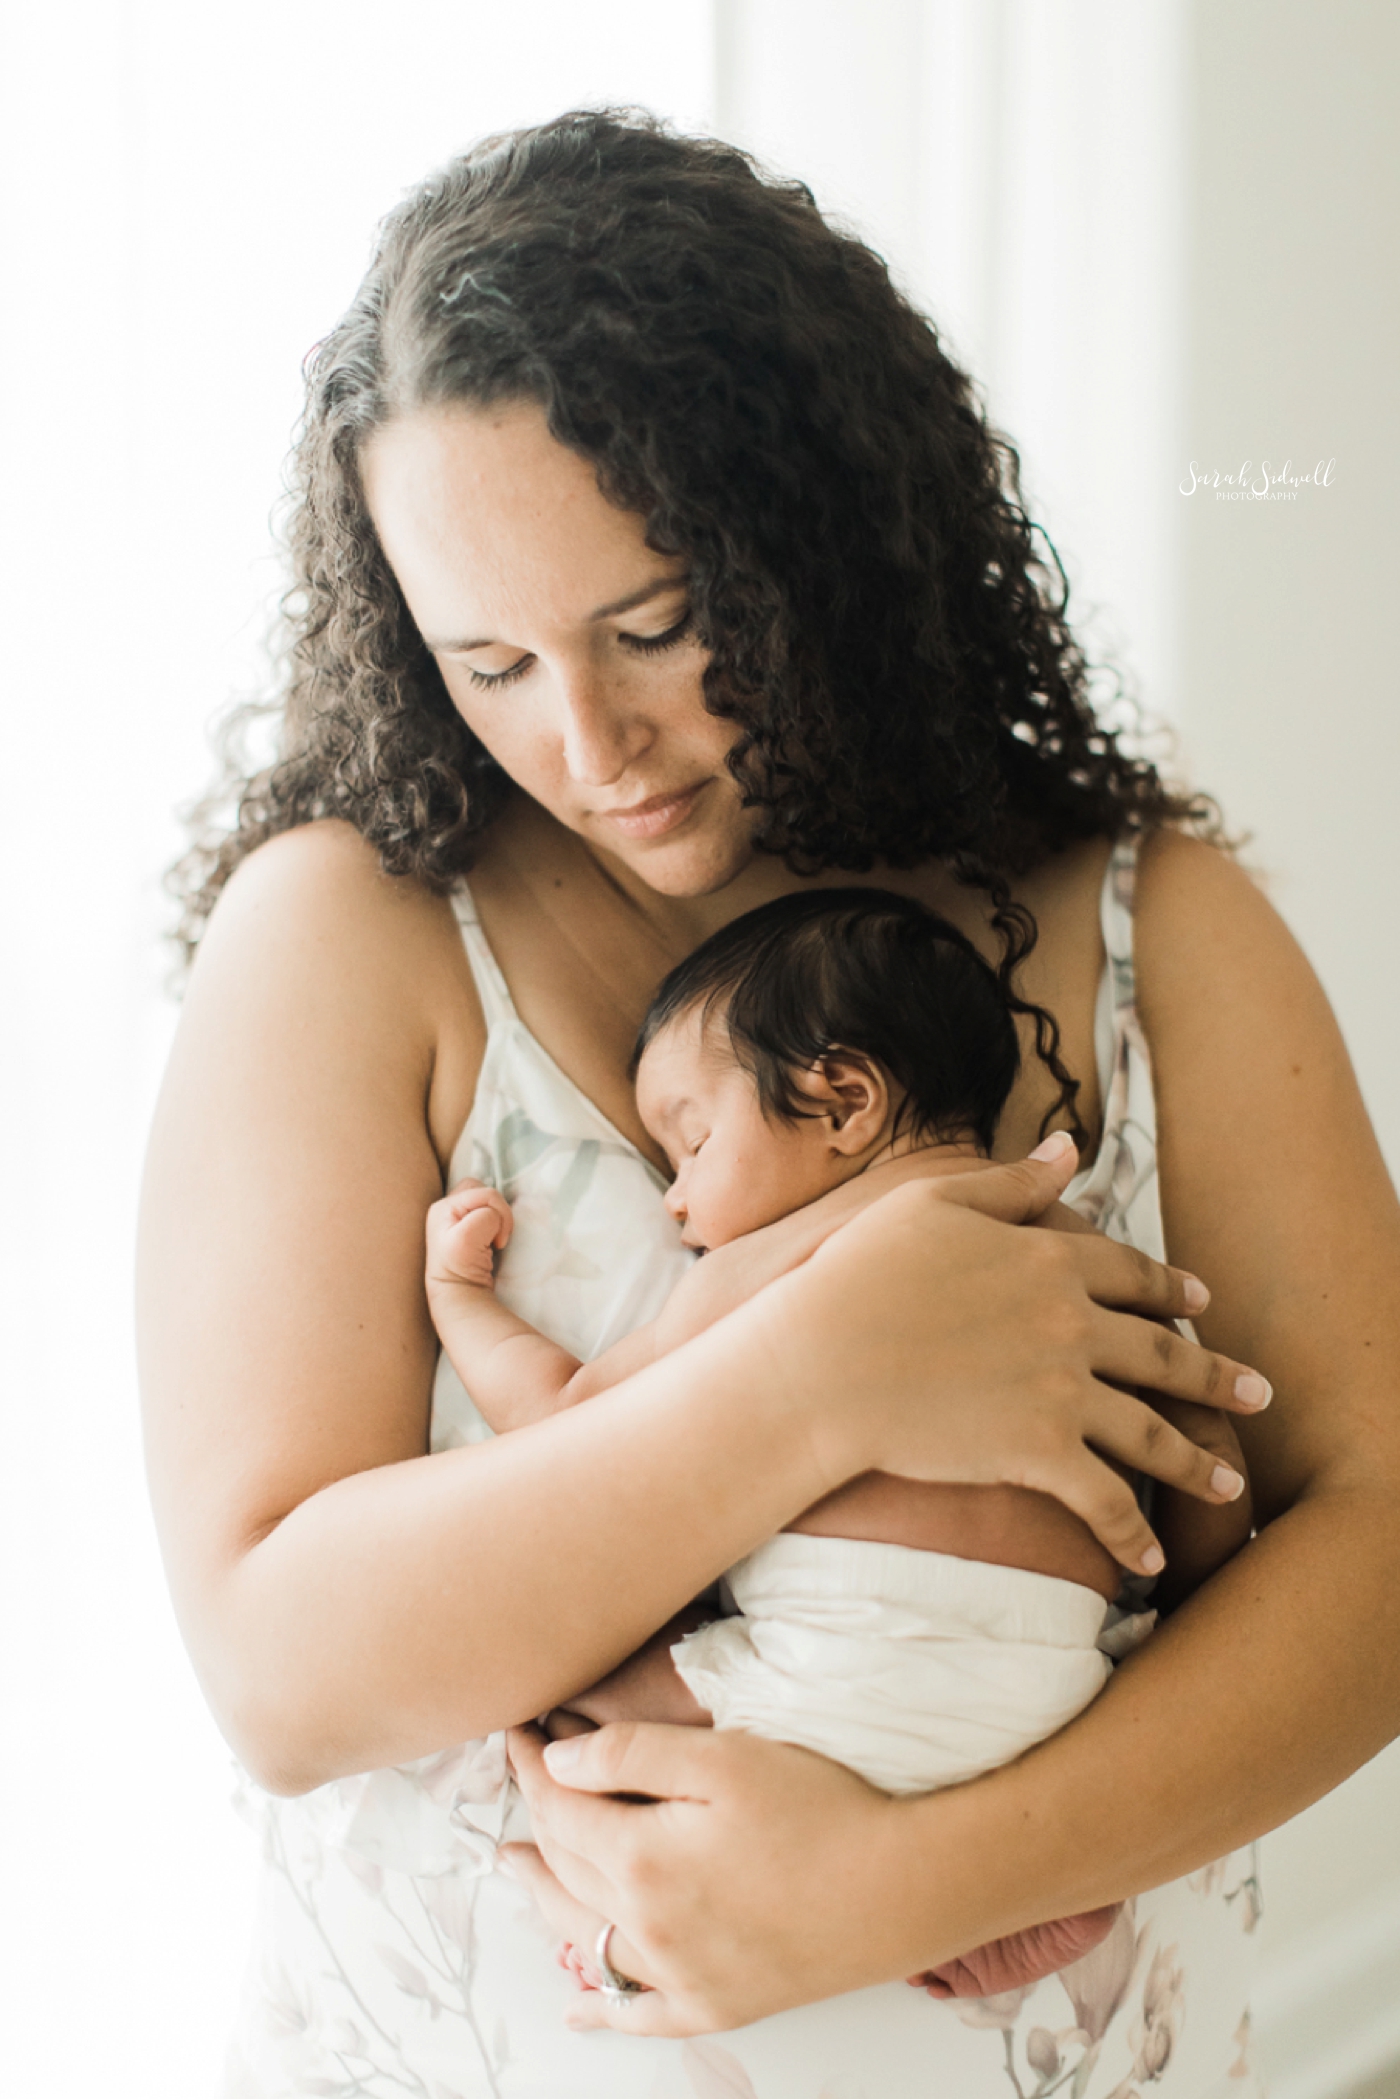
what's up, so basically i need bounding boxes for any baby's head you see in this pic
[632,888,1021,1250]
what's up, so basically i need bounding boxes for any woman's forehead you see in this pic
[361,398,682,640]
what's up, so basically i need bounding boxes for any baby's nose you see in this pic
[664,1181,687,1222]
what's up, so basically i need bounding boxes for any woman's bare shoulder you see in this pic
[1132,825,1319,1028]
[1135,820,1258,904]
[197,819,485,1170]
[1131,823,1357,1176]
[1132,825,1400,1510]
[212,816,456,948]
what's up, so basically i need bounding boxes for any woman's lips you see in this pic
[599,781,707,839]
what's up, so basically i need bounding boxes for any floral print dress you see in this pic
[225,836,1264,2099]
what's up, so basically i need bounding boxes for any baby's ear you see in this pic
[811,1052,890,1151]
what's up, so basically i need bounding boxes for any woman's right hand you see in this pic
[741,1133,1269,1575]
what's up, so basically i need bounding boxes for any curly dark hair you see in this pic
[173,106,1209,1136]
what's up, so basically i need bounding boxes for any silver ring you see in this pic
[595,1921,646,2002]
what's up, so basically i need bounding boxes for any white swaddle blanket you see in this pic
[672,1532,1154,1796]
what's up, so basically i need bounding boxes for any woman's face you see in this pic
[362,400,759,898]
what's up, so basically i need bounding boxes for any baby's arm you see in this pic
[426,1182,582,1430]
[441,1154,1015,1429]
[425,1181,667,1431]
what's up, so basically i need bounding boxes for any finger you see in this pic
[935,1129,1081,1226]
[542,1707,598,1740]
[1018,1446,1167,1575]
[448,1185,515,1244]
[498,1842,608,1949]
[565,1981,692,2036]
[450,1206,499,1245]
[473,1187,514,1249]
[1085,1384,1248,1509]
[536,1718,719,1803]
[1150,1393,1248,1467]
[498,1847,665,2021]
[506,1726,658,1914]
[503,1746,628,1915]
[1088,1302,1272,1415]
[1051,1231,1213,1323]
[507,1721,724,1930]
[1012,1376,1252,1571]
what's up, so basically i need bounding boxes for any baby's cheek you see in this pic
[692,1172,772,1248]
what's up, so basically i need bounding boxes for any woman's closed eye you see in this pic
[467,656,534,692]
[462,609,694,692]
[618,608,695,657]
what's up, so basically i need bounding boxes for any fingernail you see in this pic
[1211,1464,1245,1501]
[1234,1372,1272,1410]
[1181,1274,1210,1313]
[1140,1544,1166,1575]
[1029,1129,1076,1162]
[545,1737,583,1773]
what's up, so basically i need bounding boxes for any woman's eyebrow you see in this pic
[426,575,686,654]
[589,575,687,622]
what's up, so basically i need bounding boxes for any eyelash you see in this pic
[464,609,695,692]
[625,608,695,657]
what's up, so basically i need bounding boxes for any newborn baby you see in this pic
[426,887,1251,1996]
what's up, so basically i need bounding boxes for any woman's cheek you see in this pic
[446,689,528,770]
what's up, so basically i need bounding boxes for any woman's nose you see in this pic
[555,665,651,786]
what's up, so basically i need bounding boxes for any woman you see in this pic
[138,111,1400,2096]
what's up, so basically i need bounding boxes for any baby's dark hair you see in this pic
[632,889,1021,1154]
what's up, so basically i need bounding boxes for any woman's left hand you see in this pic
[504,1720,942,2035]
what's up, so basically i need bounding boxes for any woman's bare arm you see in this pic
[138,822,1267,1798]
[138,825,842,1790]
[506,831,1400,2035]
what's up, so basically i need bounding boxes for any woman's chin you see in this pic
[591,819,759,900]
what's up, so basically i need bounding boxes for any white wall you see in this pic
[1178,0,1400,1172]
[1176,5,1400,2091]
[3,4,1397,2093]
[0,10,714,2094]
[715,0,1187,729]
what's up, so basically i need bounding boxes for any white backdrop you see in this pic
[1,10,715,2092]
[2,5,1395,2094]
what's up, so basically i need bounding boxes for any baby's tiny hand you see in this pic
[426,1179,515,1292]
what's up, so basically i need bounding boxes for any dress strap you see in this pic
[1067,826,1161,1257]
[1099,830,1144,1020]
[451,883,518,1033]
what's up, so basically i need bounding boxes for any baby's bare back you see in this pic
[787,1473,1121,1601]
[779,1154,1121,1600]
